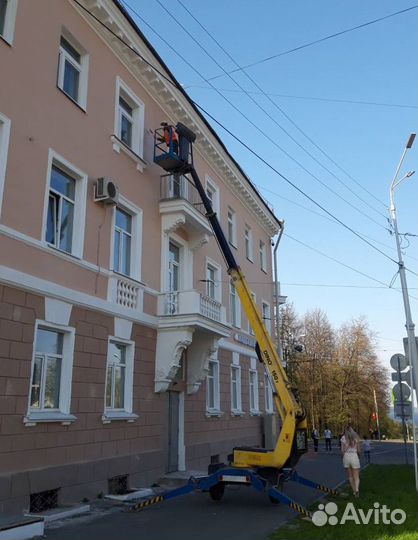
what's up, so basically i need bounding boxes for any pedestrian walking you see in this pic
[363,436,371,464]
[312,428,319,452]
[324,427,332,452]
[340,426,361,497]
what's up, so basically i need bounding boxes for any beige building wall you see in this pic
[0,0,281,514]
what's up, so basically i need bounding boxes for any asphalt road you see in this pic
[44,441,415,540]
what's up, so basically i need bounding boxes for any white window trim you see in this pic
[227,207,237,247]
[42,149,87,259]
[259,240,267,272]
[229,281,241,329]
[24,320,76,426]
[230,352,243,415]
[249,367,260,415]
[244,225,253,262]
[247,292,256,335]
[102,336,137,423]
[0,112,11,219]
[110,194,143,282]
[57,29,89,110]
[205,175,220,215]
[113,77,146,171]
[205,256,222,303]
[262,300,271,335]
[0,0,18,45]
[160,231,193,294]
[206,357,221,416]
[264,371,274,414]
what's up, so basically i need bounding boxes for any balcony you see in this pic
[108,274,143,312]
[159,175,213,247]
[157,290,227,327]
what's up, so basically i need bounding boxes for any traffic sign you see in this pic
[394,403,412,418]
[391,370,412,382]
[390,353,408,371]
[393,382,411,401]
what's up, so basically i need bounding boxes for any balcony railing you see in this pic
[160,174,205,216]
[158,290,222,323]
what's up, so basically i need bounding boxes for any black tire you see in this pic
[269,495,280,504]
[209,483,225,501]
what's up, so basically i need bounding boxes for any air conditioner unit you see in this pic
[94,177,119,205]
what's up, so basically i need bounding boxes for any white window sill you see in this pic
[46,242,82,261]
[111,135,147,173]
[206,409,222,418]
[264,410,274,415]
[231,410,245,417]
[24,412,77,426]
[57,85,87,112]
[250,410,261,417]
[102,411,139,424]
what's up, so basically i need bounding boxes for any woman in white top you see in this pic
[340,426,361,497]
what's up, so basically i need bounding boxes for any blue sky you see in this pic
[122,0,417,373]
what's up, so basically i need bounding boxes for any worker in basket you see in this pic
[159,122,179,154]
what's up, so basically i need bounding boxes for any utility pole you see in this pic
[389,132,417,489]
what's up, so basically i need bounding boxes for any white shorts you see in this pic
[343,451,360,469]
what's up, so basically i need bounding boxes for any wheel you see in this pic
[209,482,225,501]
[269,495,280,504]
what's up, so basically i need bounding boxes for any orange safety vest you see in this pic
[163,127,178,146]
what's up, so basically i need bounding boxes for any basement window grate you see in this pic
[30,488,59,513]
[108,474,129,495]
[210,454,220,465]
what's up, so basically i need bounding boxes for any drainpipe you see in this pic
[273,221,284,358]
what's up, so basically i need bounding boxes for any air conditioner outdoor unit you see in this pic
[94,177,119,205]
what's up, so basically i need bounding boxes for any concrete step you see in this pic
[158,470,207,488]
[0,516,44,540]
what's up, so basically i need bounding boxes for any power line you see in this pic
[150,0,390,228]
[176,0,389,212]
[73,0,404,270]
[185,5,418,84]
[186,86,417,110]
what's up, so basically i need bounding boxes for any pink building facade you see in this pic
[0,0,281,514]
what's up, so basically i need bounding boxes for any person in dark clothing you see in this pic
[324,427,332,452]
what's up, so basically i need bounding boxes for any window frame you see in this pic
[262,300,271,334]
[230,353,243,415]
[114,77,145,160]
[43,150,87,259]
[206,357,220,414]
[244,225,253,262]
[24,320,76,426]
[264,371,274,414]
[205,257,222,303]
[229,281,241,328]
[110,195,143,281]
[57,30,89,110]
[249,367,260,414]
[205,175,220,215]
[0,0,18,45]
[227,207,237,247]
[259,240,267,272]
[0,111,11,218]
[103,337,136,422]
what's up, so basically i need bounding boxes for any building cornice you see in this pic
[71,0,281,237]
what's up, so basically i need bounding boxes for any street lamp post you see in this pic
[388,132,418,491]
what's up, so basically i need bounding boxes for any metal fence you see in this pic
[29,488,59,513]
[160,174,205,215]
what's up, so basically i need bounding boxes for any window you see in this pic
[114,78,145,161]
[46,165,75,253]
[205,176,219,214]
[113,208,132,276]
[259,240,267,271]
[206,358,220,413]
[0,112,11,217]
[262,301,271,334]
[25,321,76,425]
[0,0,18,45]
[57,32,89,109]
[249,369,259,414]
[103,338,136,422]
[245,226,253,261]
[206,264,216,300]
[227,208,237,246]
[265,372,274,413]
[44,152,87,259]
[231,364,242,414]
[248,292,256,335]
[229,281,241,328]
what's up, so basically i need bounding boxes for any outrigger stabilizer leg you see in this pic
[127,467,338,519]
